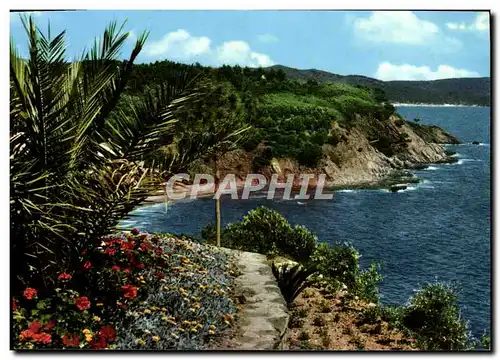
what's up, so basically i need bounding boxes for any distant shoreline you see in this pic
[392,103,489,108]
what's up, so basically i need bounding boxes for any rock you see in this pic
[472,141,480,145]
[389,184,408,192]
[408,163,428,170]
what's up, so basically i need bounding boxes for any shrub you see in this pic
[355,263,382,303]
[296,142,323,167]
[309,243,382,302]
[271,263,316,305]
[312,315,326,327]
[401,282,472,350]
[298,330,310,341]
[310,243,358,290]
[318,300,332,313]
[394,119,405,127]
[221,207,317,262]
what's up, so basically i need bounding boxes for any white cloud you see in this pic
[446,12,490,32]
[143,30,273,67]
[353,11,439,45]
[375,62,481,81]
[144,29,211,59]
[257,33,279,43]
[215,40,273,67]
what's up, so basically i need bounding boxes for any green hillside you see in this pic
[267,65,490,106]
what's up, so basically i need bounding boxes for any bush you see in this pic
[296,142,323,167]
[310,243,358,290]
[394,119,405,127]
[221,207,317,262]
[309,243,381,302]
[401,282,472,350]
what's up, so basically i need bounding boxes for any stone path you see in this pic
[219,248,289,350]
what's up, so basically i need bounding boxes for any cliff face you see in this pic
[215,115,459,189]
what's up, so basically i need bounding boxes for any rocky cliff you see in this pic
[215,114,459,191]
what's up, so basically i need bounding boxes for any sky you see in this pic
[9,10,491,81]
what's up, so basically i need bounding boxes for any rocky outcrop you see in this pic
[192,114,459,191]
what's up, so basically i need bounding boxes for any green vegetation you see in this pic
[271,263,316,305]
[268,65,490,106]
[202,207,317,262]
[10,17,240,350]
[123,60,397,169]
[213,206,487,351]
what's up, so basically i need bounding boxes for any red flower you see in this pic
[28,321,42,333]
[111,265,120,272]
[62,334,80,347]
[58,272,71,280]
[74,296,91,311]
[81,249,87,255]
[83,261,92,271]
[131,228,140,235]
[121,285,138,299]
[155,248,163,256]
[155,272,164,279]
[104,247,117,256]
[32,332,52,344]
[90,337,108,349]
[44,319,56,331]
[99,325,116,341]
[12,298,17,311]
[122,267,131,273]
[23,288,37,300]
[135,262,145,269]
[139,242,152,252]
[19,329,34,340]
[122,241,135,250]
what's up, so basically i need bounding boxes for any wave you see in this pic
[398,186,418,193]
[336,189,357,193]
[425,166,439,171]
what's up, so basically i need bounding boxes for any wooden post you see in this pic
[215,154,221,247]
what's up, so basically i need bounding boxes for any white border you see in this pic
[3,1,496,359]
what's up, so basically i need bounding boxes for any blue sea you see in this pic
[121,106,491,339]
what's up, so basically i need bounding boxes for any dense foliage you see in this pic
[361,282,486,351]
[123,60,396,169]
[202,207,317,262]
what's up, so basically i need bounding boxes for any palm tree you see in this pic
[10,15,209,292]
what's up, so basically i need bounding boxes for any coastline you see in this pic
[392,102,488,108]
[143,161,454,205]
